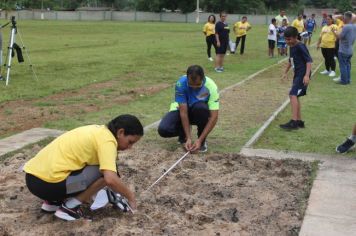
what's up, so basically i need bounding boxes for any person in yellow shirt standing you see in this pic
[317,15,337,77]
[203,15,217,62]
[233,16,251,55]
[292,14,305,41]
[24,114,143,221]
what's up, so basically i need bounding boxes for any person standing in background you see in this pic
[292,14,305,41]
[203,15,217,62]
[233,16,252,55]
[275,10,289,27]
[268,18,277,58]
[317,15,337,77]
[215,12,230,72]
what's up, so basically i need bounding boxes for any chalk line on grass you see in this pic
[242,61,323,149]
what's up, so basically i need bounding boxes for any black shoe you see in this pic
[279,120,298,130]
[199,141,208,153]
[297,120,305,128]
[336,138,355,153]
[178,136,185,145]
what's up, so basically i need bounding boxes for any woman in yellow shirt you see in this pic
[24,114,143,221]
[233,16,252,55]
[317,15,338,77]
[203,15,217,61]
[291,14,305,40]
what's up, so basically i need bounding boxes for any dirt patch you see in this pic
[0,141,313,235]
[0,80,170,135]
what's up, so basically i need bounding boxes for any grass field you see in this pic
[0,20,355,156]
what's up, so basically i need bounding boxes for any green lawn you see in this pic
[2,20,354,156]
[255,55,356,156]
[1,20,279,103]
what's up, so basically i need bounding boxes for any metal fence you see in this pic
[0,10,325,25]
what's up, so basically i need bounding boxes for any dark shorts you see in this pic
[216,40,228,54]
[289,77,308,97]
[25,165,102,202]
[268,40,275,49]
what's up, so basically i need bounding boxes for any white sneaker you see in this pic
[333,77,341,82]
[320,70,330,75]
[208,57,213,61]
[329,71,336,77]
[334,56,338,61]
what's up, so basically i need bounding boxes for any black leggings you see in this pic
[235,35,246,54]
[321,48,336,71]
[206,35,216,58]
[25,165,102,202]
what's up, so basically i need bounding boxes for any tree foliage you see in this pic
[1,0,354,13]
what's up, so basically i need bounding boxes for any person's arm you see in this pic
[317,33,322,49]
[178,103,192,151]
[190,110,218,152]
[303,62,312,85]
[247,23,252,31]
[283,61,292,80]
[102,170,136,209]
[215,24,221,47]
[203,24,207,36]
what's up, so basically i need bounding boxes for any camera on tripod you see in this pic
[11,16,17,28]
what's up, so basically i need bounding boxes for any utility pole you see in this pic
[195,0,199,23]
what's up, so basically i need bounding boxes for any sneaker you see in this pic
[41,200,61,213]
[297,120,305,128]
[215,68,223,73]
[208,57,213,62]
[336,138,355,153]
[279,120,299,130]
[320,70,330,75]
[0,75,3,81]
[333,77,341,82]
[55,204,85,221]
[334,56,338,61]
[328,71,336,77]
[199,141,208,153]
[178,136,185,145]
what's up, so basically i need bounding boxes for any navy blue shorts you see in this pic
[216,41,228,54]
[289,77,308,97]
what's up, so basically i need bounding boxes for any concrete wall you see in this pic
[0,10,329,26]
[0,10,283,25]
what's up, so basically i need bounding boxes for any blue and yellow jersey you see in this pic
[169,75,219,111]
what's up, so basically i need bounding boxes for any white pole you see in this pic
[146,151,190,191]
[195,0,199,23]
[5,27,15,86]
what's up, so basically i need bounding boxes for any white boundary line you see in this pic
[143,57,290,132]
[243,61,323,148]
[143,43,317,132]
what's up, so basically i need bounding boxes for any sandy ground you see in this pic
[0,140,313,236]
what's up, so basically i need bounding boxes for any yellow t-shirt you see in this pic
[203,22,215,36]
[320,24,337,48]
[234,21,251,37]
[24,125,118,183]
[292,19,304,33]
[336,19,344,31]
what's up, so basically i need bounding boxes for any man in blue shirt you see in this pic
[280,26,313,130]
[332,11,356,85]
[158,65,219,152]
[305,14,317,45]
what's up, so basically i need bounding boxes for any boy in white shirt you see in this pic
[268,18,277,57]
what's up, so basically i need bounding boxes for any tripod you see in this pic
[3,16,38,86]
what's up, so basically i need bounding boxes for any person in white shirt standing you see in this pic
[268,18,277,58]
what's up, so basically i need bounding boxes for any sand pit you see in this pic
[0,142,314,236]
